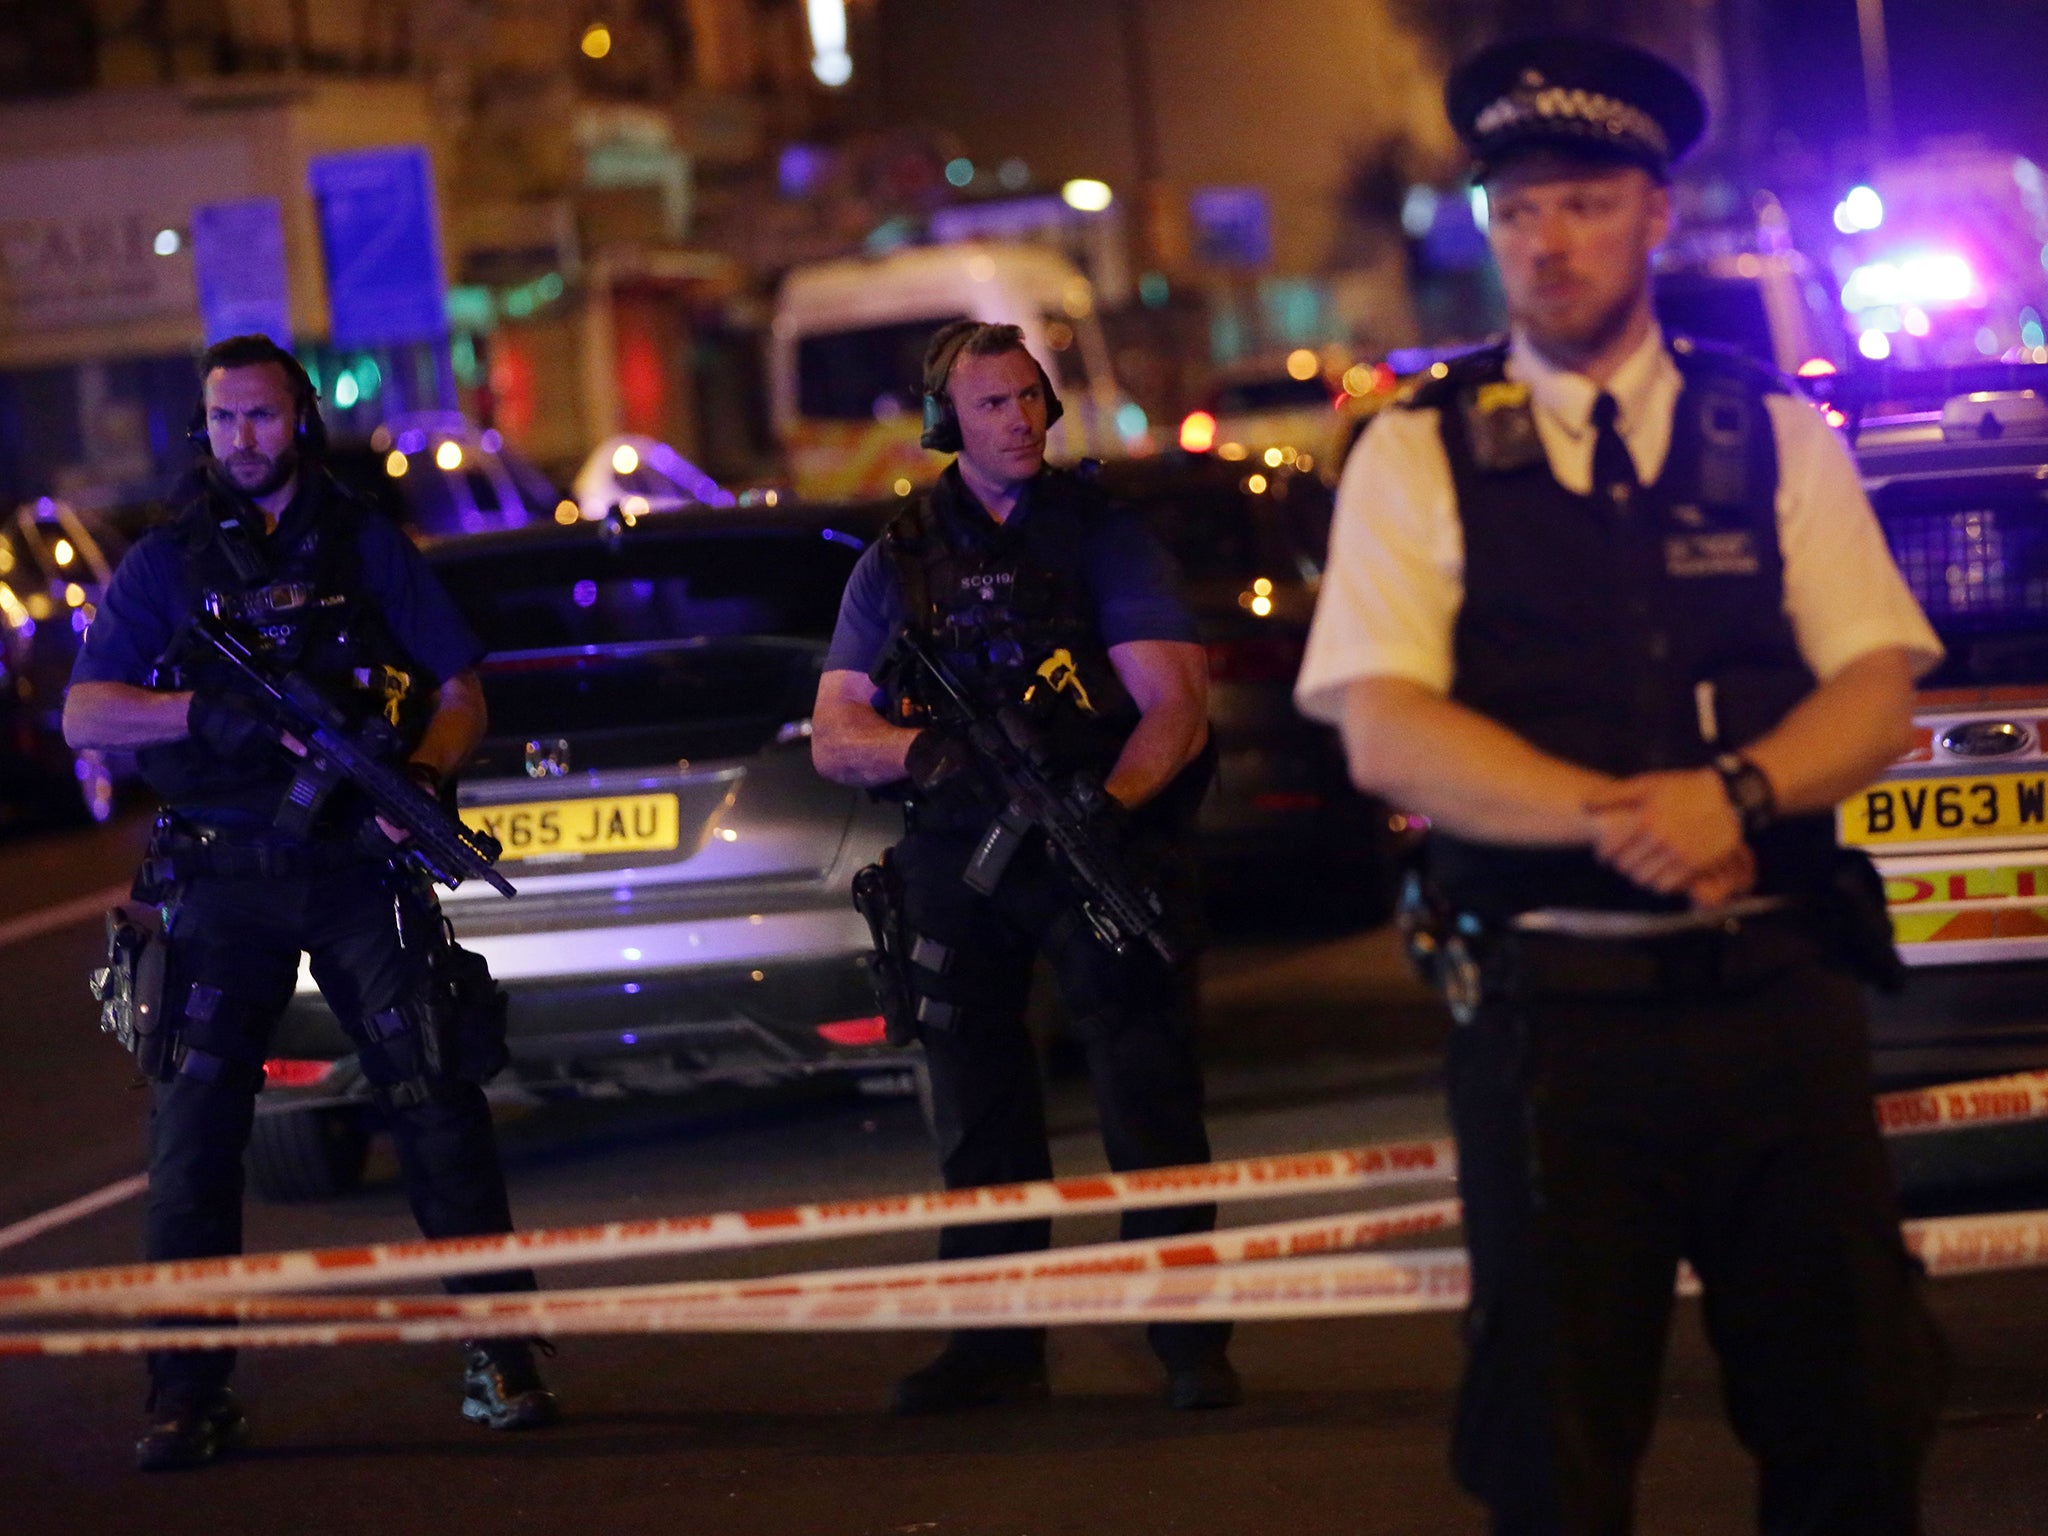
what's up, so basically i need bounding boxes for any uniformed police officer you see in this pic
[811,321,1239,1413]
[64,335,556,1470]
[1296,35,1948,1534]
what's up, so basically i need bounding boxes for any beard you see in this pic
[214,442,300,501]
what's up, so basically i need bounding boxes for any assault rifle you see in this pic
[185,611,516,898]
[888,627,1178,966]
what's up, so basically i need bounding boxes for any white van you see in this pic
[770,242,1143,501]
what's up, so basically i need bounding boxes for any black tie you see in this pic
[1590,391,1638,510]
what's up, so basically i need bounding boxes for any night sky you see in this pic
[1763,0,2048,164]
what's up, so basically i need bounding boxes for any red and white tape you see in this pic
[0,1136,1456,1315]
[1876,1070,2048,1137]
[7,1205,2048,1358]
[8,1066,2048,1357]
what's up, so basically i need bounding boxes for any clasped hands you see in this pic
[1586,768,1755,910]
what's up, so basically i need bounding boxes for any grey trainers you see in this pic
[135,1387,250,1472]
[461,1341,560,1431]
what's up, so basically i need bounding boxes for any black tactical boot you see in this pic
[135,1387,250,1472]
[889,1335,1049,1415]
[1163,1355,1243,1411]
[460,1340,560,1430]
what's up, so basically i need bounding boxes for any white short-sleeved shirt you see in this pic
[1294,325,1944,725]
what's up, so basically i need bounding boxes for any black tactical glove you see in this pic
[1067,770,1131,848]
[905,728,973,793]
[187,690,281,765]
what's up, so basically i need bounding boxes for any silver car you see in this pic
[254,502,909,1198]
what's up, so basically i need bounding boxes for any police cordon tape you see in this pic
[6,1204,2048,1357]
[0,1137,1457,1314]
[7,1066,2048,1353]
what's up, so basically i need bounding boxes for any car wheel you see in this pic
[247,1105,371,1202]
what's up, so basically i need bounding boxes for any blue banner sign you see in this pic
[308,145,448,347]
[190,198,291,345]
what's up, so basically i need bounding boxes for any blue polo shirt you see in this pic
[72,471,484,691]
[822,464,1199,679]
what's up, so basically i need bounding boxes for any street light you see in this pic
[807,0,851,87]
[1062,179,1114,213]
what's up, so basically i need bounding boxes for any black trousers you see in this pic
[1448,925,1946,1535]
[894,827,1229,1370]
[145,861,533,1406]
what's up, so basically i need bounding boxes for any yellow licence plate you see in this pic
[461,794,680,861]
[1840,773,2048,846]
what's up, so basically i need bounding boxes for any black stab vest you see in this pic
[138,470,433,828]
[878,466,1152,829]
[1419,341,1838,918]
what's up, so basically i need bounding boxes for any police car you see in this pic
[249,500,914,1199]
[1823,365,2048,1082]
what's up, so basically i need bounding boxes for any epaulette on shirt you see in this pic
[1398,340,1512,412]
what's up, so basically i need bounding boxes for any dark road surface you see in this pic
[4,816,2048,1534]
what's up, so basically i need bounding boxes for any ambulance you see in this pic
[770,242,1144,501]
[1826,368,2048,1082]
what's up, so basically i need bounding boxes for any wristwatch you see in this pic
[1711,752,1776,836]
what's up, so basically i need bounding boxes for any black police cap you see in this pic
[1446,33,1706,182]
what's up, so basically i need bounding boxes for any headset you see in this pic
[186,335,328,457]
[919,320,1064,454]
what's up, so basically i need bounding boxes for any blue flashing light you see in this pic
[821,527,866,550]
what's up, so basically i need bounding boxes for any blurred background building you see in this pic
[0,0,2043,509]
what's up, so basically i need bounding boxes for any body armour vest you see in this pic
[879,466,1145,830]
[138,470,434,830]
[1417,339,1838,918]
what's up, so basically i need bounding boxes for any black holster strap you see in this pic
[175,1044,265,1091]
[909,934,953,975]
[362,1001,429,1042]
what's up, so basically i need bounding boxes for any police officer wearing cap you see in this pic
[64,335,556,1470]
[1297,34,1948,1533]
[812,320,1239,1414]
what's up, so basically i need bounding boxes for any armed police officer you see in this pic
[811,321,1239,1414]
[64,335,556,1471]
[1297,35,1948,1535]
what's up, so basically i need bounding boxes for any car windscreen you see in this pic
[1873,476,2048,688]
[432,530,862,653]
[1123,476,1333,583]
[1653,275,1774,366]
[1211,376,1329,414]
[797,316,967,421]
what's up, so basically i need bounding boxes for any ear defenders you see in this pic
[187,341,328,457]
[919,322,1064,454]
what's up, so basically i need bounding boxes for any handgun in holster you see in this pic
[90,907,176,1077]
[1820,847,1908,994]
[851,853,917,1047]
[1395,869,1485,1024]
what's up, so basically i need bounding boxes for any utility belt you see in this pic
[132,811,371,901]
[1400,851,1905,1024]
